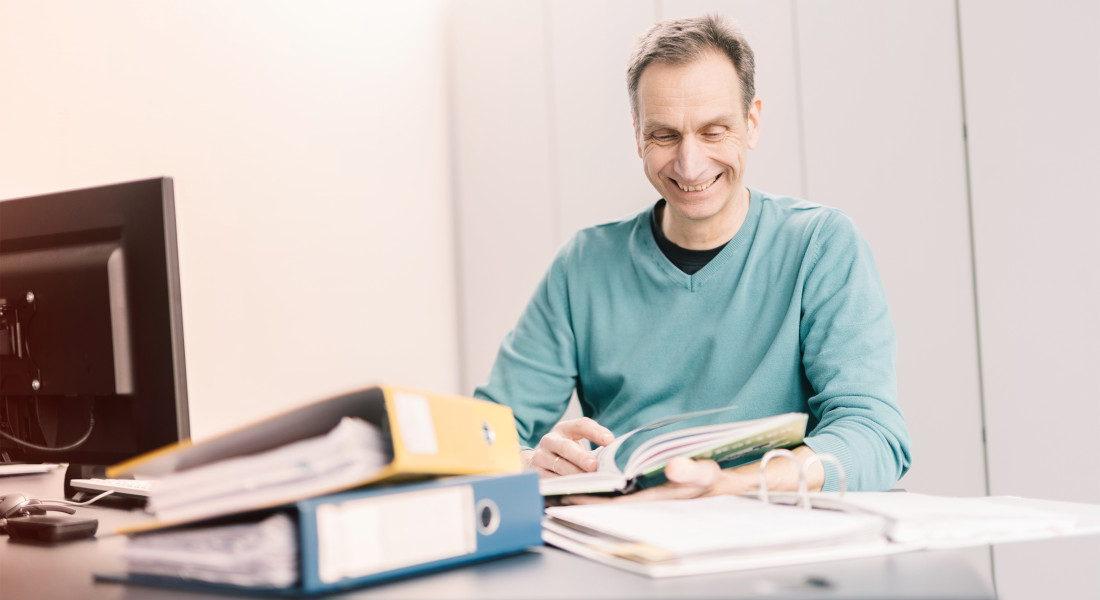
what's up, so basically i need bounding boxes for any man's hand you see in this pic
[562,444,823,504]
[522,417,615,478]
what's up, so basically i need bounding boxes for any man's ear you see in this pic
[746,96,763,150]
[631,112,643,158]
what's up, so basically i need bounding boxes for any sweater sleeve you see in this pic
[799,212,912,491]
[472,243,579,449]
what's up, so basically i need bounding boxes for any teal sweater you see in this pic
[474,188,911,491]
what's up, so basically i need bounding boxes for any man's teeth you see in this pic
[677,177,717,192]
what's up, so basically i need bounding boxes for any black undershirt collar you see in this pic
[649,200,729,276]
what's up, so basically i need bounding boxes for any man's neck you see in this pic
[659,187,751,250]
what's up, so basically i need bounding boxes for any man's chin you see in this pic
[664,195,727,222]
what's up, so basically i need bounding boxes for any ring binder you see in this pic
[756,449,846,509]
[543,449,1100,578]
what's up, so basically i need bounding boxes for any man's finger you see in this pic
[557,417,615,447]
[664,457,722,487]
[533,448,589,475]
[543,436,599,472]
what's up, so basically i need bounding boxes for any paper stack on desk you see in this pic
[96,384,545,596]
[145,416,388,524]
[543,491,1100,577]
[119,512,300,588]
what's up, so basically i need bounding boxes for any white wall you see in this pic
[959,0,1100,597]
[0,0,461,441]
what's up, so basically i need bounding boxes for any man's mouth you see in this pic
[673,173,721,192]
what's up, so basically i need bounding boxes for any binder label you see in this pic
[393,392,440,455]
[316,485,476,582]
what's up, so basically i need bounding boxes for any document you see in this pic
[543,495,901,577]
[543,491,1100,577]
[147,417,387,524]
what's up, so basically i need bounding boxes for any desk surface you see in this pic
[0,468,996,600]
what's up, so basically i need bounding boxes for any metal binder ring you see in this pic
[756,450,849,510]
[757,449,799,505]
[801,453,847,500]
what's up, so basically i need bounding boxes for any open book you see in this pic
[539,410,808,496]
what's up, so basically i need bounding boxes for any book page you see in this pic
[621,413,807,478]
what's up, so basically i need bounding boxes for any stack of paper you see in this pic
[121,513,299,588]
[544,491,1100,578]
[767,491,1088,547]
[147,417,387,524]
[542,495,898,577]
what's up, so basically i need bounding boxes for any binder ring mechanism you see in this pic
[756,449,847,509]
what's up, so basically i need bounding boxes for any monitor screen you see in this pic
[0,178,189,477]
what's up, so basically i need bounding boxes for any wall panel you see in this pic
[796,0,987,500]
[959,0,1100,596]
[546,0,658,241]
[448,0,560,393]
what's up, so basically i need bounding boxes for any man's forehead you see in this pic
[635,53,744,121]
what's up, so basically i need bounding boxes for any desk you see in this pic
[1,469,996,599]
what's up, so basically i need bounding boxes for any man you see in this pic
[474,15,910,501]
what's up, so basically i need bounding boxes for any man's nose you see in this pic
[674,136,709,183]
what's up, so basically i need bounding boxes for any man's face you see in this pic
[633,51,761,234]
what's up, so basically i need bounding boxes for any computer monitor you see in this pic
[0,177,189,492]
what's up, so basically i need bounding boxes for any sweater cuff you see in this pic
[801,434,853,492]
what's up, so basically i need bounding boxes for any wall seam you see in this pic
[541,0,563,244]
[442,3,471,394]
[954,0,997,592]
[791,0,810,198]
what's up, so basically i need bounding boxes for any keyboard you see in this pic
[70,477,157,498]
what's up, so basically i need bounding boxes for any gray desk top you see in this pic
[0,468,996,599]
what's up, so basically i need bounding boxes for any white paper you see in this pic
[147,417,387,523]
[122,512,299,588]
[546,495,885,556]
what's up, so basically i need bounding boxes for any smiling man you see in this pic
[475,15,911,500]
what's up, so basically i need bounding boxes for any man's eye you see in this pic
[702,129,726,139]
[651,133,677,143]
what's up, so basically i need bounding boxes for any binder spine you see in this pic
[297,472,543,594]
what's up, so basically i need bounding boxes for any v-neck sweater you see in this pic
[474,187,911,491]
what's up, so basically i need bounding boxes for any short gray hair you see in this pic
[627,14,756,117]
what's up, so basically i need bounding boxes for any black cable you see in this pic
[0,396,96,452]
